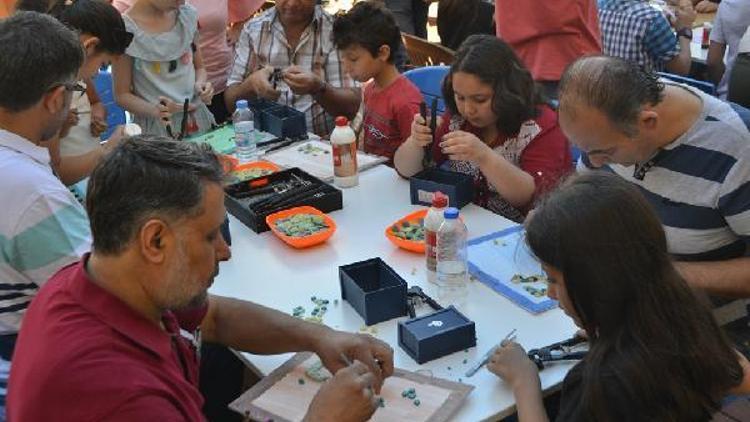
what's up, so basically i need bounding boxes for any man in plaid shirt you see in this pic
[598,0,696,75]
[225,0,360,138]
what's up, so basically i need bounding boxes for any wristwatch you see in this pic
[676,27,693,40]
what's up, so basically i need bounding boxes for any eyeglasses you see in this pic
[47,80,87,94]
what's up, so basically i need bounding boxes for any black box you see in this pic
[263,106,307,139]
[409,168,474,208]
[224,167,342,233]
[398,306,476,364]
[339,258,408,326]
[247,98,281,132]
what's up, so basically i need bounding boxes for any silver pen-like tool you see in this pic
[465,329,517,378]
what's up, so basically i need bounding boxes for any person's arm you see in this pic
[656,2,696,75]
[440,131,536,208]
[54,127,124,186]
[393,112,443,177]
[192,41,214,104]
[284,66,361,120]
[112,55,160,119]
[675,258,750,296]
[707,41,727,85]
[223,26,280,112]
[488,342,549,422]
[200,295,394,390]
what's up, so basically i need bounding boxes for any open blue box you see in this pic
[410,168,474,208]
[263,105,307,139]
[339,258,408,326]
[247,98,281,132]
[398,306,476,364]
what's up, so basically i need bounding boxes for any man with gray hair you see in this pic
[558,55,750,329]
[8,136,393,421]
[0,11,89,370]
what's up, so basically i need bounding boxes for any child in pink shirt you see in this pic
[332,1,422,165]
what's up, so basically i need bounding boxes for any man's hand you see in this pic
[304,360,378,422]
[284,65,324,96]
[90,101,108,137]
[670,0,697,29]
[694,0,718,13]
[102,126,125,154]
[439,130,493,165]
[313,330,394,394]
[195,81,214,104]
[245,66,281,100]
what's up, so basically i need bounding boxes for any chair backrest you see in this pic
[657,72,716,96]
[401,32,455,67]
[403,66,450,113]
[92,68,126,140]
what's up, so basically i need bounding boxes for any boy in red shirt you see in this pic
[333,1,422,165]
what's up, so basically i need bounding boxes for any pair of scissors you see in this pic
[162,98,190,140]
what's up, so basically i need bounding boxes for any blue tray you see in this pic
[468,225,558,314]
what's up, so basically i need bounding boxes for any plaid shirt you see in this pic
[227,6,356,137]
[598,0,680,72]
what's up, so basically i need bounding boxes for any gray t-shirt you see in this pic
[709,0,750,98]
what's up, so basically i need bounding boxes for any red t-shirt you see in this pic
[432,105,571,217]
[8,256,208,421]
[495,0,601,82]
[362,75,422,165]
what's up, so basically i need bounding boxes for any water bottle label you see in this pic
[425,230,437,271]
[332,143,357,177]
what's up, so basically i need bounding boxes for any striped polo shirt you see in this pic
[583,85,750,262]
[227,6,357,138]
[0,129,91,334]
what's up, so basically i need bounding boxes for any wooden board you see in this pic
[230,352,474,422]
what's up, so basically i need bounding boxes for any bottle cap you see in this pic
[432,191,448,208]
[236,99,248,109]
[444,207,459,219]
[335,116,349,126]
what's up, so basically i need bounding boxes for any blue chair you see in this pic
[729,101,750,131]
[92,68,127,140]
[657,72,716,96]
[403,66,450,114]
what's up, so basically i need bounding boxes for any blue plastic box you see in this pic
[409,168,474,208]
[398,306,476,364]
[339,258,408,326]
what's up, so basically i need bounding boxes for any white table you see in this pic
[209,165,578,421]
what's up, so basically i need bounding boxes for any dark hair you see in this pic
[436,0,495,51]
[525,172,742,421]
[559,55,665,137]
[442,35,542,137]
[332,1,400,63]
[86,136,225,255]
[17,0,132,55]
[0,11,84,112]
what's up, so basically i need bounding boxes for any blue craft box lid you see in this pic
[398,306,476,364]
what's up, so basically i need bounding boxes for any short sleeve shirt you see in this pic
[362,76,422,165]
[709,0,750,97]
[0,129,91,334]
[7,256,208,420]
[431,106,572,221]
[598,0,680,73]
[495,0,602,82]
[227,6,357,137]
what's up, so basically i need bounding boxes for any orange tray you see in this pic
[385,209,427,254]
[266,206,336,249]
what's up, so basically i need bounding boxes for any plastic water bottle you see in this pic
[436,207,468,307]
[424,191,448,284]
[233,100,256,163]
